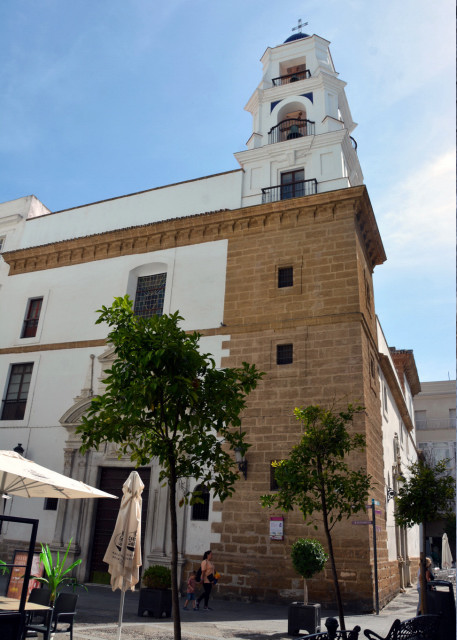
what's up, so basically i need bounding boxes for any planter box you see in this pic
[288,602,321,635]
[137,588,172,618]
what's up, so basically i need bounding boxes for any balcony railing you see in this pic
[416,418,456,430]
[272,69,311,86]
[268,118,315,145]
[262,179,318,204]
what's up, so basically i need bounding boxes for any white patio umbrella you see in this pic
[103,470,144,640]
[0,450,117,499]
[441,532,453,569]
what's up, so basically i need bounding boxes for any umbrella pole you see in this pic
[117,578,125,640]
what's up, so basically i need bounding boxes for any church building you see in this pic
[0,29,420,611]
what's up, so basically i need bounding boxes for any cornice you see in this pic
[379,353,414,432]
[2,186,386,275]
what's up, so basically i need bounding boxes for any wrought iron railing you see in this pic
[261,179,318,204]
[416,418,456,430]
[268,118,315,144]
[272,69,311,86]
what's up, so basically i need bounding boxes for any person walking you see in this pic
[195,550,215,611]
[183,570,197,610]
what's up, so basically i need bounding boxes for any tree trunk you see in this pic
[168,461,181,640]
[420,523,428,615]
[318,463,345,631]
[303,578,308,605]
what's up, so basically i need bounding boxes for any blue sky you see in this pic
[1,0,455,382]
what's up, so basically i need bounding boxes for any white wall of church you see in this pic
[17,172,242,250]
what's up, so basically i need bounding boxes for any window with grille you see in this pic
[21,298,43,338]
[44,498,58,511]
[191,484,210,521]
[277,344,293,365]
[133,273,167,318]
[270,461,280,491]
[1,363,33,420]
[0,236,5,252]
[278,267,293,288]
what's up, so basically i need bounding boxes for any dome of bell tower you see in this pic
[283,32,309,43]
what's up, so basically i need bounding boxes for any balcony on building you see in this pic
[272,69,311,86]
[268,118,315,145]
[261,178,318,204]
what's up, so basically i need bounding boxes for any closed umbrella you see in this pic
[441,532,453,569]
[0,450,116,499]
[103,470,144,640]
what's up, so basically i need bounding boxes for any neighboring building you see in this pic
[413,380,456,565]
[0,30,420,610]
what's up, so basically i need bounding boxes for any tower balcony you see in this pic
[261,179,318,204]
[268,118,315,145]
[272,69,311,86]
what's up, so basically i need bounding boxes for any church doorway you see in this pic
[88,466,151,584]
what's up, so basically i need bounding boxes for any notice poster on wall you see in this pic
[270,516,284,540]
[6,550,43,599]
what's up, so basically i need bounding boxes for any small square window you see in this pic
[44,498,58,511]
[0,236,5,252]
[277,344,293,365]
[278,267,293,288]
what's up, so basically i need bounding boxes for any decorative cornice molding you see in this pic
[2,186,386,276]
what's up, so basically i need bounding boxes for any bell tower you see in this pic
[235,29,363,207]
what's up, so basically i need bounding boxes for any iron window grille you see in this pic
[134,273,167,318]
[277,344,293,365]
[278,267,293,288]
[191,484,210,521]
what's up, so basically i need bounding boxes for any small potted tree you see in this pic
[288,538,328,636]
[137,565,172,618]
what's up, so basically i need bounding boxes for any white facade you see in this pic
[377,320,420,588]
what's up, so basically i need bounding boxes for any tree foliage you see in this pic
[395,457,455,529]
[291,538,328,580]
[394,456,455,615]
[261,404,372,630]
[77,296,264,640]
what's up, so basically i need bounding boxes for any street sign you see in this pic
[367,501,380,506]
[352,521,373,525]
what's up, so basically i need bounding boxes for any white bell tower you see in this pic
[235,27,363,207]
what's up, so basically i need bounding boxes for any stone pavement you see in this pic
[71,584,423,640]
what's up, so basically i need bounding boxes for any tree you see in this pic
[261,404,372,631]
[77,296,263,640]
[394,456,455,614]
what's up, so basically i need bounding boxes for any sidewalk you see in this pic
[72,584,420,639]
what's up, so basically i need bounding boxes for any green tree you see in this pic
[394,456,455,614]
[77,296,263,640]
[261,404,372,631]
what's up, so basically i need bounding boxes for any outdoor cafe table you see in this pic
[0,595,51,612]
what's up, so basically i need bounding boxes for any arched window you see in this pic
[191,484,210,521]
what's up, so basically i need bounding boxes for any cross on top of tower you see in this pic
[292,18,308,34]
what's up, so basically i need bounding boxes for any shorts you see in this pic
[186,592,195,600]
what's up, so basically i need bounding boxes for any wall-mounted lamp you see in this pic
[386,487,397,502]
[235,447,248,480]
[13,443,24,456]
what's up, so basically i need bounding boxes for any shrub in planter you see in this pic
[141,565,171,590]
[291,537,328,604]
[138,565,172,618]
[288,538,328,635]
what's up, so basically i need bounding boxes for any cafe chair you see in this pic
[24,592,78,640]
[0,611,22,640]
[25,587,51,625]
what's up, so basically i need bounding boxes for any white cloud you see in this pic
[376,149,455,269]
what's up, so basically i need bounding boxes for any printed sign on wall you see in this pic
[270,516,284,540]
